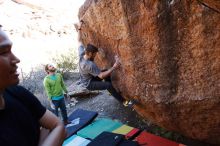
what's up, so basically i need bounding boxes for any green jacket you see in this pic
[43,73,68,100]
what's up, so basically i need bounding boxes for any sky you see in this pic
[0,0,86,73]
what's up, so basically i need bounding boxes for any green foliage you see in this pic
[19,65,46,94]
[51,48,78,74]
[19,65,50,108]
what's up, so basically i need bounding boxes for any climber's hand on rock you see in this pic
[74,20,84,32]
[98,48,106,58]
[114,55,119,61]
[113,55,121,69]
[78,21,83,30]
[74,23,80,32]
[113,61,120,70]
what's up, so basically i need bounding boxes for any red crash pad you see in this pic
[135,131,185,146]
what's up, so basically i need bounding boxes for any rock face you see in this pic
[78,0,220,144]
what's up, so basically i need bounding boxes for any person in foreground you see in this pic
[75,21,135,107]
[43,64,70,125]
[0,25,66,146]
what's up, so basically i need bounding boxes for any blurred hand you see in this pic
[114,55,120,62]
[49,100,55,110]
[74,23,79,32]
[113,55,120,69]
[98,48,106,58]
[74,20,83,32]
[64,93,70,99]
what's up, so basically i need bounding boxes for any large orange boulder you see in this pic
[78,0,220,144]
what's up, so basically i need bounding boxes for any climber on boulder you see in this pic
[74,20,135,107]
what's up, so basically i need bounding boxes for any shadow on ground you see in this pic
[66,91,215,146]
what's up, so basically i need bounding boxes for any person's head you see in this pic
[0,25,20,91]
[85,44,98,61]
[45,64,56,74]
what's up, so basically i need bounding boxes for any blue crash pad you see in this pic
[65,109,98,138]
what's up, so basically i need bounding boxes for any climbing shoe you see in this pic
[123,100,135,108]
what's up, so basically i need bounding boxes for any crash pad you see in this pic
[135,131,186,146]
[87,132,139,146]
[112,125,140,139]
[77,118,123,139]
[62,135,91,146]
[65,109,98,138]
[87,132,124,146]
[125,128,140,140]
[112,125,134,135]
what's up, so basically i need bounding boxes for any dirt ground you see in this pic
[65,90,215,146]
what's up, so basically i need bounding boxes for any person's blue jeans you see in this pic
[52,98,68,122]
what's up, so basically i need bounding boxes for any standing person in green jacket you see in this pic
[43,64,69,125]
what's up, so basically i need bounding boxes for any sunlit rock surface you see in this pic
[79,0,220,144]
